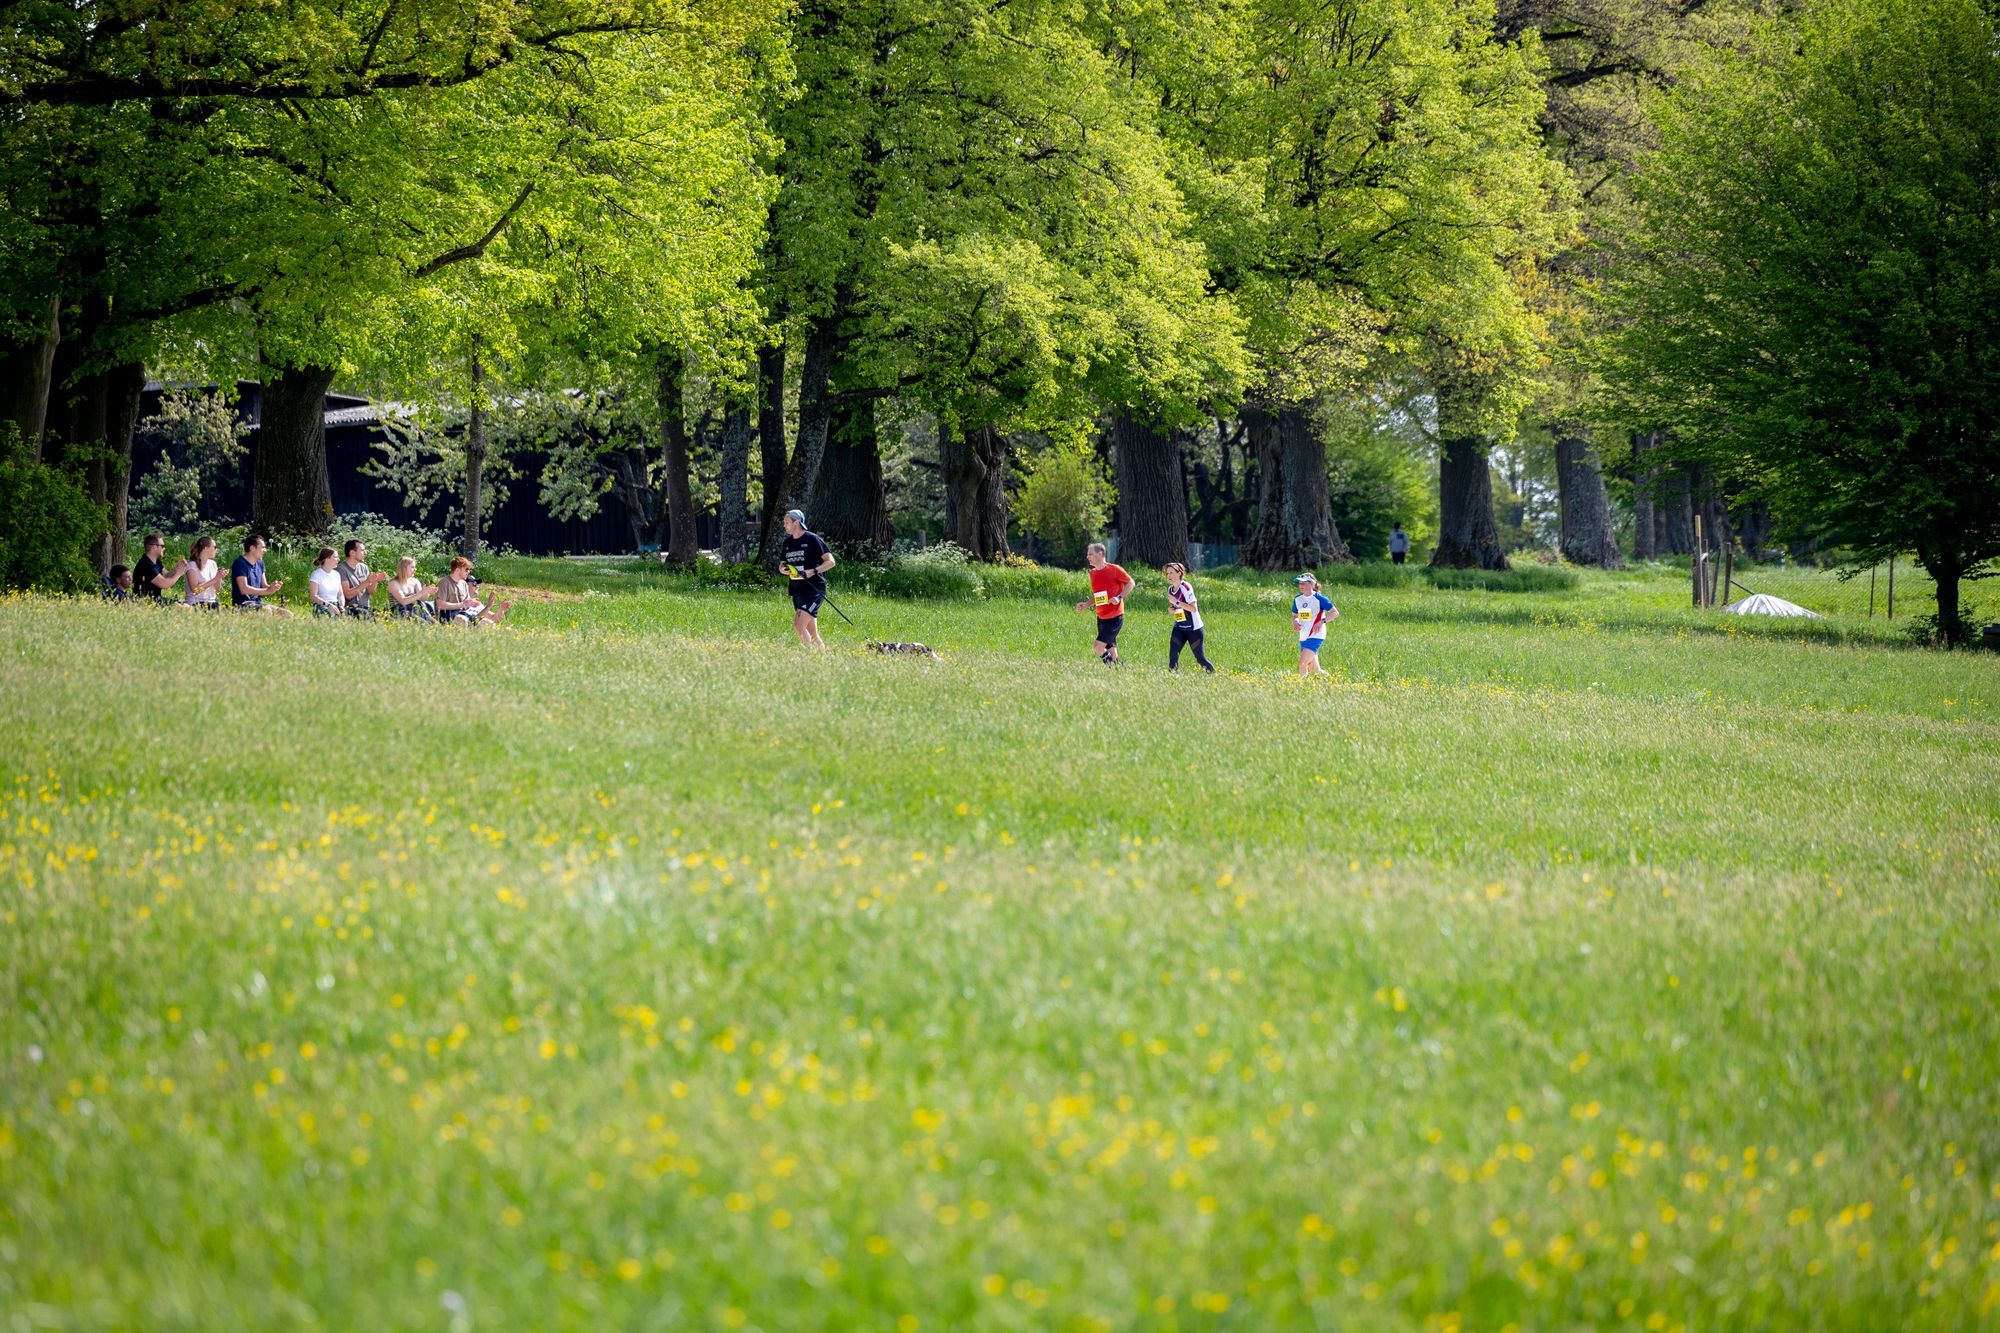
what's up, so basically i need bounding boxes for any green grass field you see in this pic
[2,561,1996,1330]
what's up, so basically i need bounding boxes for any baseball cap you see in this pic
[1294,572,1318,583]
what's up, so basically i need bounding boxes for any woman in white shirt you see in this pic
[183,536,225,609]
[307,546,346,617]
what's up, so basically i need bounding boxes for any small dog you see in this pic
[868,639,939,659]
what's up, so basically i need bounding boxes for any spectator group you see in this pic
[106,533,512,626]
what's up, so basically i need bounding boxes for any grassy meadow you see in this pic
[1,558,1996,1330]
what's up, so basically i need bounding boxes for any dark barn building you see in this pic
[134,382,659,555]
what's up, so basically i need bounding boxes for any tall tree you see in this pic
[1604,0,2000,640]
[754,0,1241,564]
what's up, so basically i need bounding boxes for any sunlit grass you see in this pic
[1,565,1995,1329]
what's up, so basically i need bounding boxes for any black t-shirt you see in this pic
[133,555,165,599]
[782,531,830,587]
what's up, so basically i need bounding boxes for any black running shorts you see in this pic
[791,581,826,617]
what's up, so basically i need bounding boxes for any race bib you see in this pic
[1093,590,1110,608]
[1172,607,1187,621]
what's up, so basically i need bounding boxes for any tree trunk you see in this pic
[941,419,1010,560]
[252,362,337,536]
[1110,411,1190,568]
[718,398,753,563]
[1733,499,1773,560]
[809,390,891,550]
[51,358,146,575]
[758,305,843,566]
[1662,464,1694,555]
[1630,431,1657,561]
[1,296,62,456]
[656,348,697,566]
[1915,541,1967,646]
[461,351,487,559]
[1240,403,1348,570]
[1431,433,1509,570]
[1554,431,1620,568]
[756,341,787,534]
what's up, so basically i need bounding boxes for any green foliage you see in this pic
[690,560,778,592]
[1013,436,1114,566]
[863,543,986,602]
[0,440,104,593]
[1314,561,1414,589]
[1602,0,2000,637]
[1324,408,1438,561]
[1422,564,1579,593]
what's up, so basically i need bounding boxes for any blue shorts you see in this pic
[1299,637,1324,654]
[791,581,825,617]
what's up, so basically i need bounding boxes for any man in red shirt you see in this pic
[1073,541,1134,666]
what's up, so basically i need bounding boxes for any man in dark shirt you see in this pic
[779,508,836,647]
[230,533,289,614]
[132,533,188,601]
[103,565,133,601]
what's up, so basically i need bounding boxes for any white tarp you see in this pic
[1723,593,1822,618]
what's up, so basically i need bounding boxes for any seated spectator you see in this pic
[336,538,387,618]
[307,546,346,617]
[183,537,224,609]
[383,557,438,621]
[230,533,290,615]
[133,533,189,601]
[103,565,134,601]
[435,556,512,626]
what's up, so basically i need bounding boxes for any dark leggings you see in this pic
[1169,625,1214,672]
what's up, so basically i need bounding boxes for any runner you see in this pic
[1073,542,1132,666]
[1291,572,1338,677]
[780,509,836,647]
[1162,561,1214,672]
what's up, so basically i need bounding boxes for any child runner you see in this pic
[1073,542,1132,665]
[1291,572,1338,677]
[1162,561,1214,672]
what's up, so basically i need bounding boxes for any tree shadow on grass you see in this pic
[1366,601,1918,650]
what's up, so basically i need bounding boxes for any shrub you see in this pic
[982,561,1078,600]
[1316,561,1414,589]
[1015,436,1113,566]
[693,559,778,591]
[871,543,985,601]
[0,439,104,593]
[331,513,456,567]
[1423,565,1580,593]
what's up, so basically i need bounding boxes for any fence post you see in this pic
[1887,555,1895,621]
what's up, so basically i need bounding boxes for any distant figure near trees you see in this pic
[1389,524,1410,566]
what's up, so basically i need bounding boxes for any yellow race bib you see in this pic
[1093,590,1110,608]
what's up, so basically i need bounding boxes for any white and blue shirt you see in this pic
[1168,579,1203,632]
[1292,591,1334,643]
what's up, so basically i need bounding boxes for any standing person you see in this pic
[337,539,387,618]
[1291,572,1338,677]
[307,547,346,617]
[779,509,836,647]
[231,534,290,615]
[1073,541,1132,666]
[183,537,225,609]
[1389,522,1410,565]
[1162,561,1215,673]
[133,533,189,602]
